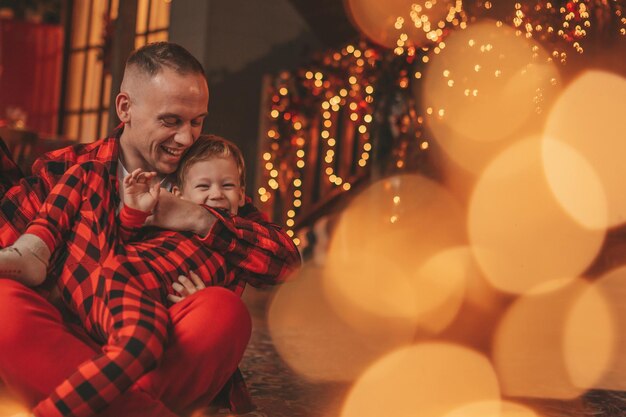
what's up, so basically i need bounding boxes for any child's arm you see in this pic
[199,198,301,289]
[123,169,160,213]
[144,193,301,288]
[118,169,161,236]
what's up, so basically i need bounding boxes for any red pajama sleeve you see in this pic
[199,198,302,290]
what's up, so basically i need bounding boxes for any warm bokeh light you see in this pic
[422,20,560,173]
[541,138,608,230]
[443,400,541,417]
[543,70,626,228]
[0,397,30,417]
[324,174,466,329]
[563,277,615,391]
[323,252,416,322]
[423,246,509,350]
[409,246,468,333]
[344,0,463,48]
[581,266,626,391]
[340,343,500,417]
[268,263,417,382]
[468,137,605,294]
[493,278,614,399]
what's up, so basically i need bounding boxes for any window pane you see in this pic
[136,0,149,34]
[71,0,90,48]
[110,0,120,20]
[150,0,171,31]
[64,114,80,140]
[83,49,103,110]
[80,112,98,142]
[65,52,86,111]
[147,30,168,44]
[89,0,109,46]
[134,34,148,49]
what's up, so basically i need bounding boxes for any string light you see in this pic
[258,3,620,239]
[508,0,612,60]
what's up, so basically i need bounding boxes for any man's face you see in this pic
[177,156,245,215]
[119,67,209,175]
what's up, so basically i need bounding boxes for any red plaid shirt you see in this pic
[1,126,300,291]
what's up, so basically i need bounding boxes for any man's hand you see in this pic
[167,271,207,303]
[145,189,216,235]
[123,169,160,213]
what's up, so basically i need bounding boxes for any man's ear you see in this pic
[172,185,183,198]
[116,92,131,123]
[239,186,246,207]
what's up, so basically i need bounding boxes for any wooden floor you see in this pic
[230,288,626,417]
[0,288,624,417]
[226,288,349,417]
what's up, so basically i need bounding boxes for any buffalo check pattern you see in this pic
[0,128,301,417]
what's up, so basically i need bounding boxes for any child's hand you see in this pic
[123,169,161,213]
[167,271,206,303]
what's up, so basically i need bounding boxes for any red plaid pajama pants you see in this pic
[21,161,231,417]
[0,279,251,417]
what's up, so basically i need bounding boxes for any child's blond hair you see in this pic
[176,134,246,188]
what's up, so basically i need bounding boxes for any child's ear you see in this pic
[239,186,246,207]
[172,185,183,198]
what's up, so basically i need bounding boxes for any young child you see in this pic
[0,135,297,417]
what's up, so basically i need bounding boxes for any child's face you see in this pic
[175,156,245,215]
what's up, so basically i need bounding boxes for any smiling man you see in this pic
[0,42,300,417]
[117,59,209,175]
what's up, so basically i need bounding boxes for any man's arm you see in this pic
[145,189,216,234]
[0,138,45,245]
[1,135,117,247]
[0,174,51,247]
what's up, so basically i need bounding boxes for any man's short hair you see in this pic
[126,42,206,79]
[176,135,246,188]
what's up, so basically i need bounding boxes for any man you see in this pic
[0,42,300,417]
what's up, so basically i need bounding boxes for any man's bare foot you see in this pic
[0,234,49,286]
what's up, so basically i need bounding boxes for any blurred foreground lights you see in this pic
[268,263,417,382]
[543,70,626,228]
[493,278,614,399]
[409,247,469,333]
[323,252,415,322]
[0,399,30,417]
[323,174,466,332]
[468,137,605,294]
[581,266,626,391]
[421,20,560,174]
[541,138,608,230]
[340,343,500,417]
[443,400,541,417]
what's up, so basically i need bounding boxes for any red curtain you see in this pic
[0,19,64,135]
